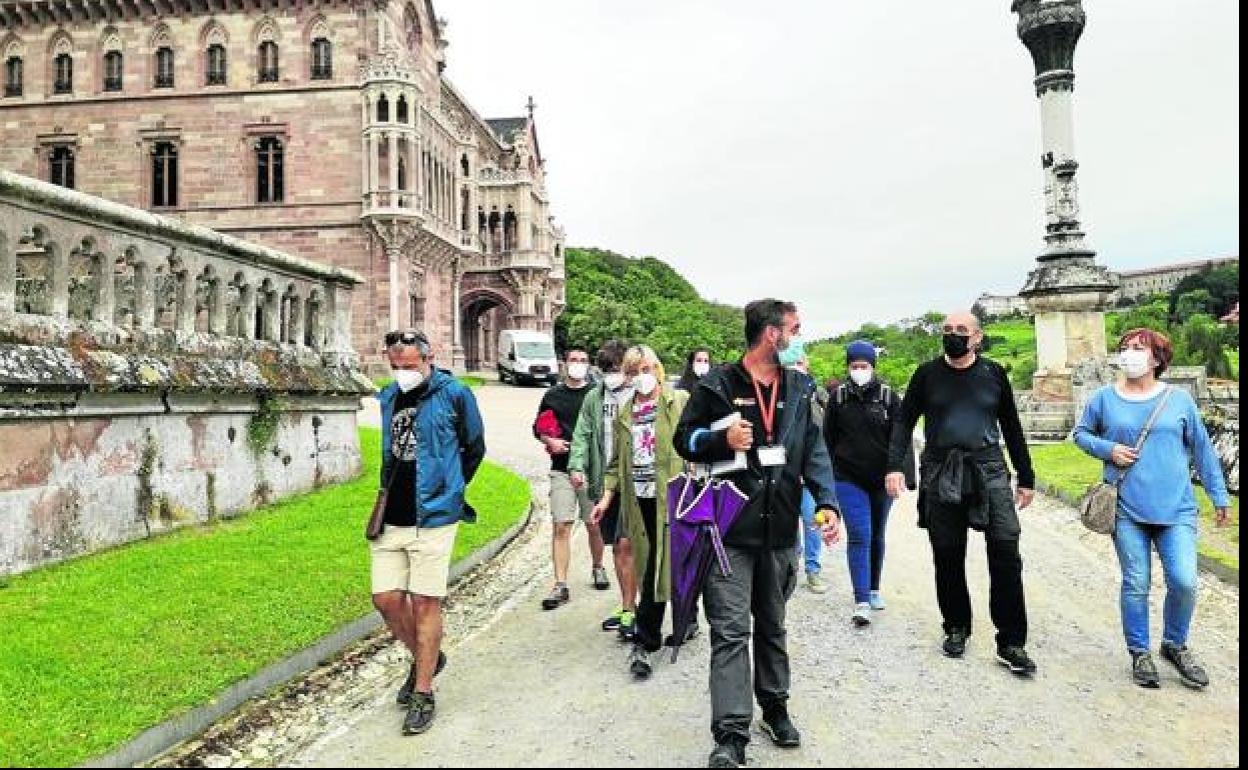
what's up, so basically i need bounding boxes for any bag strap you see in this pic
[381,428,414,495]
[1116,386,1175,487]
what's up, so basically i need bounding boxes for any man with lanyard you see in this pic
[885,311,1038,676]
[675,299,842,769]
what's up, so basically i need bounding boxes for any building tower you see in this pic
[1013,0,1119,403]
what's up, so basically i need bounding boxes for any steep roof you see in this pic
[485,118,528,145]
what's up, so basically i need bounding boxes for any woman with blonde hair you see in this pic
[592,345,691,679]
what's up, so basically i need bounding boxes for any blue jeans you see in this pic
[1113,516,1198,653]
[796,488,821,575]
[836,481,893,604]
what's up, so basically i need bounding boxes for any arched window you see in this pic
[54,53,72,94]
[255,137,284,203]
[460,154,469,177]
[376,94,389,122]
[403,4,421,50]
[50,146,74,188]
[396,95,408,123]
[258,40,278,82]
[103,50,123,91]
[4,56,21,96]
[206,43,226,85]
[151,141,178,207]
[154,47,174,88]
[310,37,332,79]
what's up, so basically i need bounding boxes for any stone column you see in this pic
[91,252,116,324]
[369,131,381,208]
[451,257,466,372]
[133,260,156,329]
[238,282,257,340]
[1014,0,1118,405]
[47,242,69,318]
[387,132,398,207]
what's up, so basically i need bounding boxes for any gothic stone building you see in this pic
[0,0,565,375]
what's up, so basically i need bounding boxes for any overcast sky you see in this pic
[438,1,1240,338]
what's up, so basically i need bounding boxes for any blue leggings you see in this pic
[836,481,893,604]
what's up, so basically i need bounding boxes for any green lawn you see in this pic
[0,426,529,768]
[1030,442,1239,570]
[984,318,1038,389]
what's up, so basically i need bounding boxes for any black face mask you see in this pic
[942,333,972,358]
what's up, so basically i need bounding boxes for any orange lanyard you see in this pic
[751,374,780,444]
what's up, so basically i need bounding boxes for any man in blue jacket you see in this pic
[374,330,485,736]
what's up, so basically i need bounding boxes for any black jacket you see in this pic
[673,363,840,549]
[823,380,916,492]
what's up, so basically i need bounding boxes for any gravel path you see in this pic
[156,380,1240,768]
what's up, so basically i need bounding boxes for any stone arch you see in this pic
[304,287,323,348]
[280,282,302,344]
[251,16,279,47]
[149,23,173,51]
[46,29,73,57]
[2,33,24,60]
[460,287,516,371]
[66,234,100,321]
[257,277,278,341]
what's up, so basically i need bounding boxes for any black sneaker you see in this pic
[402,691,436,735]
[664,621,701,647]
[628,645,652,680]
[1159,642,1210,689]
[707,737,747,768]
[942,628,970,658]
[1131,651,1161,689]
[760,704,801,748]
[396,652,448,706]
[996,646,1038,676]
[541,584,570,611]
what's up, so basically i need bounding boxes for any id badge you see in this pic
[758,445,787,467]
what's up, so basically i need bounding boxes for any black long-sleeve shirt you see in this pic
[886,356,1035,489]
[824,380,915,491]
[533,382,592,473]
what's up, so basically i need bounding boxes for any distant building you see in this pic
[973,293,1032,320]
[1112,257,1238,303]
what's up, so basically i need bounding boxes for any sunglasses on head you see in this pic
[384,330,429,347]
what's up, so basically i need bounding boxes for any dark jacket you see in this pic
[673,363,839,549]
[824,379,915,491]
[379,369,486,528]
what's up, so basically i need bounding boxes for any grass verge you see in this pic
[372,375,486,391]
[1030,442,1239,572]
[0,426,529,767]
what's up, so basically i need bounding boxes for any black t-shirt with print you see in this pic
[384,386,425,526]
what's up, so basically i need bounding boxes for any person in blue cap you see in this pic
[823,340,914,627]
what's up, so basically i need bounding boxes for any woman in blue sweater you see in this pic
[1074,328,1232,690]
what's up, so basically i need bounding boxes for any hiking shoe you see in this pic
[592,566,611,590]
[942,628,970,658]
[760,705,802,748]
[869,590,886,611]
[1131,651,1161,689]
[665,621,701,647]
[806,572,828,594]
[617,611,637,642]
[996,646,1038,676]
[540,583,570,610]
[396,652,448,706]
[402,691,436,735]
[602,608,625,632]
[707,737,747,768]
[852,602,872,628]
[629,645,652,680]
[1160,642,1210,689]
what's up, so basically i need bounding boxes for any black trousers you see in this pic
[928,499,1028,648]
[635,496,666,653]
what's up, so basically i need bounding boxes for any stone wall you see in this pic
[0,170,373,576]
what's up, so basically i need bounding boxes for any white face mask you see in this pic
[633,372,658,396]
[692,361,711,377]
[604,372,626,390]
[849,368,873,387]
[566,362,589,382]
[1119,349,1153,380]
[394,368,425,393]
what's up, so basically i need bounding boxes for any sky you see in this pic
[437,1,1240,338]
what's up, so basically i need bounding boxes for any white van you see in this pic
[497,330,559,386]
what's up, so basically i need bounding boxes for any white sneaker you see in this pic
[806,573,828,594]
[852,602,872,627]
[869,591,886,611]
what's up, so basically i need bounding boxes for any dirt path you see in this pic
[160,380,1240,768]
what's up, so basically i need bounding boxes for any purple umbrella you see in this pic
[667,474,749,662]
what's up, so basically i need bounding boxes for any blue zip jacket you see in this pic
[379,368,487,528]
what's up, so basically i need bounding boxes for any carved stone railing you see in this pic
[0,170,373,577]
[461,249,553,273]
[477,168,534,186]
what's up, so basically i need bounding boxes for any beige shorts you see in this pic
[370,522,459,597]
[549,470,593,524]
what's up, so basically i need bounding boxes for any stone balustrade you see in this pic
[0,170,374,577]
